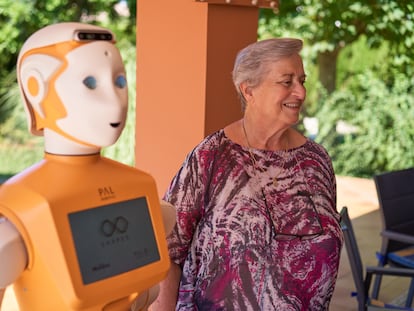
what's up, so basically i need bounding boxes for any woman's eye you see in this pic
[83,76,97,89]
[115,75,127,89]
[280,81,292,86]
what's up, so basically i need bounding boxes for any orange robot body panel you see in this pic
[0,153,170,310]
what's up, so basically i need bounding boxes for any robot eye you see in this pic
[83,76,97,89]
[115,75,127,89]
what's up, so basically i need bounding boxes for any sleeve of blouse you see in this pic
[313,141,337,214]
[322,145,338,213]
[162,147,209,266]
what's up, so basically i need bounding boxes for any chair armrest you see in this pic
[381,230,414,245]
[366,265,414,278]
[364,266,414,304]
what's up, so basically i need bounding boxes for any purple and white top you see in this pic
[164,129,343,311]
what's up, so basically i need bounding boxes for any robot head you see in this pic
[17,22,128,150]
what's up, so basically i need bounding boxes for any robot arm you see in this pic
[0,288,5,309]
[159,200,176,236]
[0,217,28,288]
[130,200,176,311]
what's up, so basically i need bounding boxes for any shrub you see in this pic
[315,70,414,177]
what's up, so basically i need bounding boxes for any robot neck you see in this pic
[43,129,101,155]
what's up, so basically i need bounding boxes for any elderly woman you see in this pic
[151,38,343,311]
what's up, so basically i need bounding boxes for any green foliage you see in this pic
[0,1,137,174]
[0,0,119,74]
[260,1,414,57]
[315,71,414,177]
[0,71,19,126]
[259,2,414,93]
[1,1,413,180]
[0,137,43,175]
[0,0,132,125]
[259,2,414,178]
[336,36,389,86]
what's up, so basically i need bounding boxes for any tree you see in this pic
[259,1,414,93]
[314,69,414,177]
[0,0,138,172]
[0,0,136,126]
[0,0,121,75]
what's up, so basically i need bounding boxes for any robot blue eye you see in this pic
[83,76,97,89]
[115,75,127,89]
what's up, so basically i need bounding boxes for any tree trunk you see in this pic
[317,48,340,93]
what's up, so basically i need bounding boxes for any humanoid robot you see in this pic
[0,22,175,311]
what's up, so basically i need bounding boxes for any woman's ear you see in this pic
[239,82,253,102]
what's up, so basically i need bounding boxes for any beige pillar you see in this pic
[136,0,278,196]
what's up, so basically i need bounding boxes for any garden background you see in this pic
[0,1,413,181]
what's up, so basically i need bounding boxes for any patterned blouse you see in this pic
[164,129,343,311]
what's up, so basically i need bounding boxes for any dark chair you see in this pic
[340,206,414,311]
[372,168,414,307]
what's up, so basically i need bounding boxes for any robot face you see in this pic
[54,41,128,147]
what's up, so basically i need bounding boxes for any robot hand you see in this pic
[130,200,176,311]
[0,288,5,311]
[0,216,27,310]
[0,217,27,288]
[159,200,176,237]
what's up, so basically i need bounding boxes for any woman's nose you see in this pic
[293,83,306,101]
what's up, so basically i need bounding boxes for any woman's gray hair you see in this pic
[232,38,303,111]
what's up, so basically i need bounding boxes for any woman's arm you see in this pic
[148,262,182,311]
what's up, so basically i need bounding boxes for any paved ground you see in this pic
[332,176,413,310]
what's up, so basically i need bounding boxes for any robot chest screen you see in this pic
[69,196,160,285]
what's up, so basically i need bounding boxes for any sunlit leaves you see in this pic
[315,71,414,177]
[260,1,414,65]
[0,0,137,169]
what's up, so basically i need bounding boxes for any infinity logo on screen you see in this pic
[100,216,129,237]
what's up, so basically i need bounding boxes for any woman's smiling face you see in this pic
[250,53,307,127]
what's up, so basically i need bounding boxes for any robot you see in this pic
[0,22,175,311]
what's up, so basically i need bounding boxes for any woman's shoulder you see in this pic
[196,129,226,150]
[304,138,330,155]
[185,129,229,162]
[288,128,331,159]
